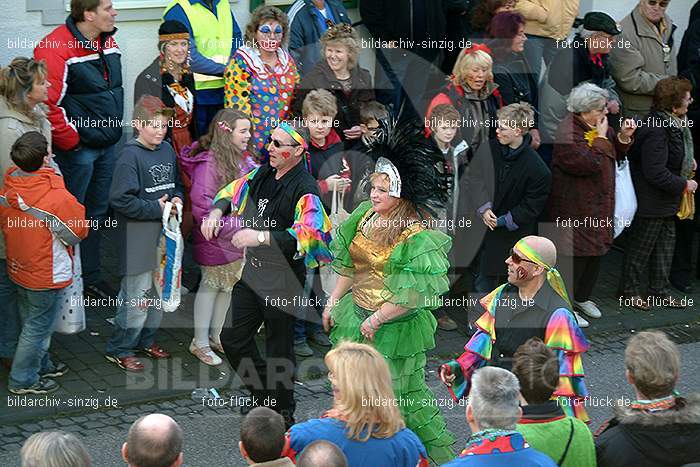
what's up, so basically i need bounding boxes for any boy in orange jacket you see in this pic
[0,131,88,394]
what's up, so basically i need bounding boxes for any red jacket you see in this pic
[34,17,124,151]
[0,166,88,289]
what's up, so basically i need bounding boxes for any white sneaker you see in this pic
[573,311,590,328]
[189,339,222,366]
[575,300,602,319]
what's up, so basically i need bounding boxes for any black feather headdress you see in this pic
[367,116,450,216]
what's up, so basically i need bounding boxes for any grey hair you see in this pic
[579,28,597,40]
[566,82,609,113]
[21,431,91,467]
[469,367,521,430]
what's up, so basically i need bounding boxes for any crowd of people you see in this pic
[2,0,700,465]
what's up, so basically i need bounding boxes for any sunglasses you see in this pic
[269,138,299,148]
[510,248,537,265]
[647,0,669,7]
[258,25,283,36]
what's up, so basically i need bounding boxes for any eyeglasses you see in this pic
[258,25,283,36]
[510,248,537,265]
[269,138,299,148]
[647,0,669,7]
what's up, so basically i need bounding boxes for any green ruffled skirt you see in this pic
[330,295,456,465]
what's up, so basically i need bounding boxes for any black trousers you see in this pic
[670,217,696,288]
[221,266,303,427]
[560,255,602,303]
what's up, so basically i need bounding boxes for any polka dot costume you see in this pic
[224,45,299,155]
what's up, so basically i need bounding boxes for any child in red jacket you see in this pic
[0,131,88,394]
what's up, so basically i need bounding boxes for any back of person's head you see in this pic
[0,57,47,117]
[324,342,405,441]
[297,440,348,467]
[11,131,48,172]
[625,331,680,399]
[512,337,560,404]
[359,101,388,124]
[472,0,514,32]
[469,367,521,430]
[122,414,183,467]
[302,89,338,119]
[70,0,101,22]
[21,431,91,467]
[239,407,287,463]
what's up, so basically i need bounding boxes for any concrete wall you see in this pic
[0,0,693,123]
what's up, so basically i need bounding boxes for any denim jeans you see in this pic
[0,259,19,359]
[8,287,60,389]
[54,145,116,285]
[106,271,163,358]
[522,35,559,84]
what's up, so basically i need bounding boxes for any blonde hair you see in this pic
[497,102,535,132]
[625,331,680,399]
[325,342,405,441]
[320,25,361,70]
[302,89,338,118]
[0,57,48,122]
[452,49,493,88]
[21,431,91,467]
[368,173,420,247]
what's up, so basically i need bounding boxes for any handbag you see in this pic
[153,201,184,312]
[54,244,86,334]
[678,171,696,220]
[320,183,350,296]
[614,158,637,238]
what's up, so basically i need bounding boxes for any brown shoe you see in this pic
[140,344,171,359]
[437,316,458,331]
[623,295,650,311]
[105,355,144,372]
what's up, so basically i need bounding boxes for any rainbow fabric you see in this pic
[279,121,308,149]
[441,283,591,422]
[213,167,259,215]
[286,194,332,268]
[514,238,572,308]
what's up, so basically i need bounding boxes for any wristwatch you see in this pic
[257,231,266,245]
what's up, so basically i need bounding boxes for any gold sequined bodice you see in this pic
[349,210,424,311]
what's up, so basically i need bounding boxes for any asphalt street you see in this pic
[1,341,699,466]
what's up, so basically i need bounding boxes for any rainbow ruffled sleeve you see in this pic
[286,193,332,268]
[440,285,506,401]
[545,308,590,423]
[213,167,259,215]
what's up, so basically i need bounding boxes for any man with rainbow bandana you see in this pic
[440,235,590,422]
[201,121,331,428]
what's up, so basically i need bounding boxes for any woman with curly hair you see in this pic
[224,5,299,158]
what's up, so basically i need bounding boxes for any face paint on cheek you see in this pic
[281,151,291,159]
[516,266,528,281]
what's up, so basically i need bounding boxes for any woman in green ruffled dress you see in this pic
[321,120,456,465]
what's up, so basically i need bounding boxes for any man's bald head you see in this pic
[297,440,347,467]
[124,414,183,467]
[519,236,557,268]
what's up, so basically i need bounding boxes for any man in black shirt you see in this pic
[202,122,331,427]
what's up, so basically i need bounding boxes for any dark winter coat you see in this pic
[678,3,700,73]
[292,61,374,144]
[547,113,631,257]
[595,393,700,467]
[467,135,551,276]
[628,110,687,218]
[492,50,539,125]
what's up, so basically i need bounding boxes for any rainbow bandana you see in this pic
[278,121,308,150]
[513,238,571,307]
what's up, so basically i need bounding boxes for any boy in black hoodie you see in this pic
[105,96,184,372]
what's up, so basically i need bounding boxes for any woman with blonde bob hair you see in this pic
[427,44,501,158]
[292,24,374,144]
[288,342,430,466]
[321,119,456,464]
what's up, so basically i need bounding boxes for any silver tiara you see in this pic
[375,157,401,198]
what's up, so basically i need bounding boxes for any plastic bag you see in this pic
[614,158,637,238]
